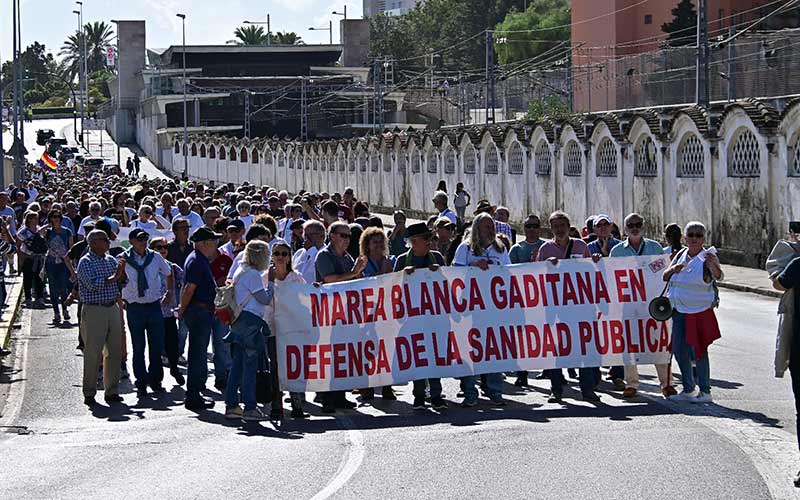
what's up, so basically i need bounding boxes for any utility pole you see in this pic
[300,78,308,141]
[111,20,122,169]
[727,26,735,102]
[176,13,188,176]
[243,90,251,138]
[485,30,496,124]
[696,0,710,107]
[12,0,23,182]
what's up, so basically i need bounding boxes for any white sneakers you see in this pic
[669,389,699,402]
[694,392,713,404]
[669,389,713,404]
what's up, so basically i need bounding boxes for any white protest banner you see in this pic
[114,226,174,249]
[275,255,672,393]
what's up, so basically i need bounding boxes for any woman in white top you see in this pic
[224,240,275,422]
[263,240,308,419]
[663,221,723,404]
[130,205,166,231]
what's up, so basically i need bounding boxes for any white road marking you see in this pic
[309,416,365,500]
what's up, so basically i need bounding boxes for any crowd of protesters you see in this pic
[4,162,728,424]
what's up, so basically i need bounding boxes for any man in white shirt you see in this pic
[121,228,173,397]
[292,220,326,284]
[432,190,457,225]
[0,192,18,235]
[220,219,245,258]
[173,199,203,235]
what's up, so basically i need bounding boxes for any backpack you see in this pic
[214,270,254,325]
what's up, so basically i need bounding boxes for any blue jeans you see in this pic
[45,261,71,313]
[184,306,214,400]
[461,373,503,400]
[671,310,711,394]
[212,316,232,379]
[177,319,188,357]
[225,344,261,411]
[127,302,165,389]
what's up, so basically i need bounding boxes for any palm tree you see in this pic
[59,21,115,81]
[228,25,270,45]
[274,31,304,45]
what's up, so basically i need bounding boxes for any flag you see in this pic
[40,152,58,171]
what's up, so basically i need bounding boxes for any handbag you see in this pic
[255,351,273,404]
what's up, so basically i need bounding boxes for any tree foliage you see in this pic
[369,0,526,70]
[526,93,571,121]
[662,0,697,47]
[59,21,115,81]
[0,42,71,106]
[273,32,304,45]
[494,0,570,65]
[229,25,270,45]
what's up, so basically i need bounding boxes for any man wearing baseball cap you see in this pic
[179,226,223,410]
[121,228,173,397]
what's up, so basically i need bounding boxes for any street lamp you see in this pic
[332,7,347,19]
[75,1,87,147]
[243,14,271,45]
[308,21,333,45]
[111,20,122,169]
[332,7,347,44]
[176,13,187,177]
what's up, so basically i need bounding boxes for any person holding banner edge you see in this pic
[453,213,511,407]
[607,213,677,399]
[393,221,446,410]
[537,211,601,403]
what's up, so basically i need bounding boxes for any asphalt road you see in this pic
[0,287,795,500]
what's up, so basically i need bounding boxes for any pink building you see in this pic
[571,0,781,111]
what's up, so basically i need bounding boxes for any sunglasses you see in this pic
[153,245,167,250]
[687,232,705,238]
[335,232,352,239]
[524,223,540,229]
[273,251,289,257]
[626,222,643,229]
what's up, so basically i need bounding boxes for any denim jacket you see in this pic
[223,310,270,353]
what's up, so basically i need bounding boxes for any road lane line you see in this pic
[309,416,365,500]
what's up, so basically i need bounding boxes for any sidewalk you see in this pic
[371,210,780,299]
[1,276,25,350]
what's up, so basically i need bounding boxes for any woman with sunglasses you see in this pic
[663,221,723,404]
[149,236,185,386]
[130,205,167,231]
[262,241,308,419]
[43,210,74,325]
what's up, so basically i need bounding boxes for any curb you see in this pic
[716,280,782,299]
[1,278,24,350]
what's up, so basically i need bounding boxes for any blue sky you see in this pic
[1,0,362,65]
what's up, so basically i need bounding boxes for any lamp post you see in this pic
[12,0,25,182]
[308,21,333,45]
[332,7,347,44]
[74,3,86,146]
[111,20,122,169]
[176,13,188,177]
[243,14,271,45]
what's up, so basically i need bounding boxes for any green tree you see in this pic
[662,0,697,47]
[526,94,571,121]
[59,21,115,80]
[0,43,66,105]
[494,0,570,65]
[228,25,270,45]
[273,32,304,45]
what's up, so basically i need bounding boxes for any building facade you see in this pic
[363,0,424,17]
[571,0,800,112]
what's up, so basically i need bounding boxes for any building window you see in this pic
[644,14,653,24]
[411,150,421,173]
[484,143,499,174]
[445,147,456,174]
[596,137,618,177]
[677,133,704,178]
[727,128,761,177]
[508,142,525,175]
[463,144,476,174]
[426,150,437,173]
[790,139,800,177]
[634,135,658,177]
[534,139,552,176]
[564,140,582,177]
